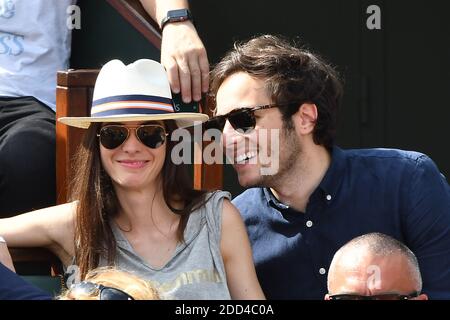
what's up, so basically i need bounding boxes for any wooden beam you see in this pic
[56,70,98,204]
[105,0,162,49]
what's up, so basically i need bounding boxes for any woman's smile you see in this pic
[117,159,150,169]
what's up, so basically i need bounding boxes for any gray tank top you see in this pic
[99,191,232,300]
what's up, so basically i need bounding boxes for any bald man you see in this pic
[326,233,428,300]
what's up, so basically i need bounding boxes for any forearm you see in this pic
[0,202,76,250]
[140,0,208,102]
[139,0,190,27]
[0,215,49,248]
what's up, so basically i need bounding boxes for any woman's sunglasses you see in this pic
[97,124,168,150]
[68,281,135,300]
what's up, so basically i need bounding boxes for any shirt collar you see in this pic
[318,146,346,199]
[263,145,347,209]
[263,187,290,210]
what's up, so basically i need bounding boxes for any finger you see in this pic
[188,55,202,102]
[198,50,210,93]
[162,56,180,94]
[177,59,192,103]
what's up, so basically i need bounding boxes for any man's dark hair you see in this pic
[210,34,343,149]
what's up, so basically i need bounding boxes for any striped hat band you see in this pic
[91,94,175,117]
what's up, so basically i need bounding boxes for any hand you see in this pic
[0,242,15,272]
[161,21,209,103]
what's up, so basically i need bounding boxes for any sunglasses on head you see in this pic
[69,281,135,300]
[97,124,168,150]
[328,291,419,300]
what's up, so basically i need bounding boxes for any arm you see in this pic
[139,0,209,103]
[220,200,265,299]
[0,202,77,266]
[403,155,450,299]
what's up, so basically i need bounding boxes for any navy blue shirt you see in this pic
[0,262,52,300]
[233,146,450,299]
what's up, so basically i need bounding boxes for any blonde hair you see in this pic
[60,267,160,300]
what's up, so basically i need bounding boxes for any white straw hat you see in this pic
[58,59,208,129]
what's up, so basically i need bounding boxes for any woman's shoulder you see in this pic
[185,191,233,237]
[200,190,233,234]
[204,190,232,206]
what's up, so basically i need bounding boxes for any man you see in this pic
[325,233,427,300]
[0,0,208,217]
[207,35,450,299]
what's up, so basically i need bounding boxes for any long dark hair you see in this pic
[69,121,207,278]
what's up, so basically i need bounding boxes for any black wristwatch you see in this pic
[160,9,193,30]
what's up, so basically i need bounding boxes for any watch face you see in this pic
[169,9,189,19]
[161,9,192,29]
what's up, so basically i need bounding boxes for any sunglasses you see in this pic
[97,124,168,150]
[328,291,419,300]
[203,104,280,134]
[68,281,135,300]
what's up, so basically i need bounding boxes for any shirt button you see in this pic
[319,268,326,275]
[306,220,313,228]
[326,194,332,201]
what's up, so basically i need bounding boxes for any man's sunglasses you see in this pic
[328,291,419,300]
[203,103,285,134]
[97,124,168,150]
[68,281,135,300]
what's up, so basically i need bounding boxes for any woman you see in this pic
[0,59,264,300]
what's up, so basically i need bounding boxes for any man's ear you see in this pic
[292,103,318,135]
[324,293,331,300]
